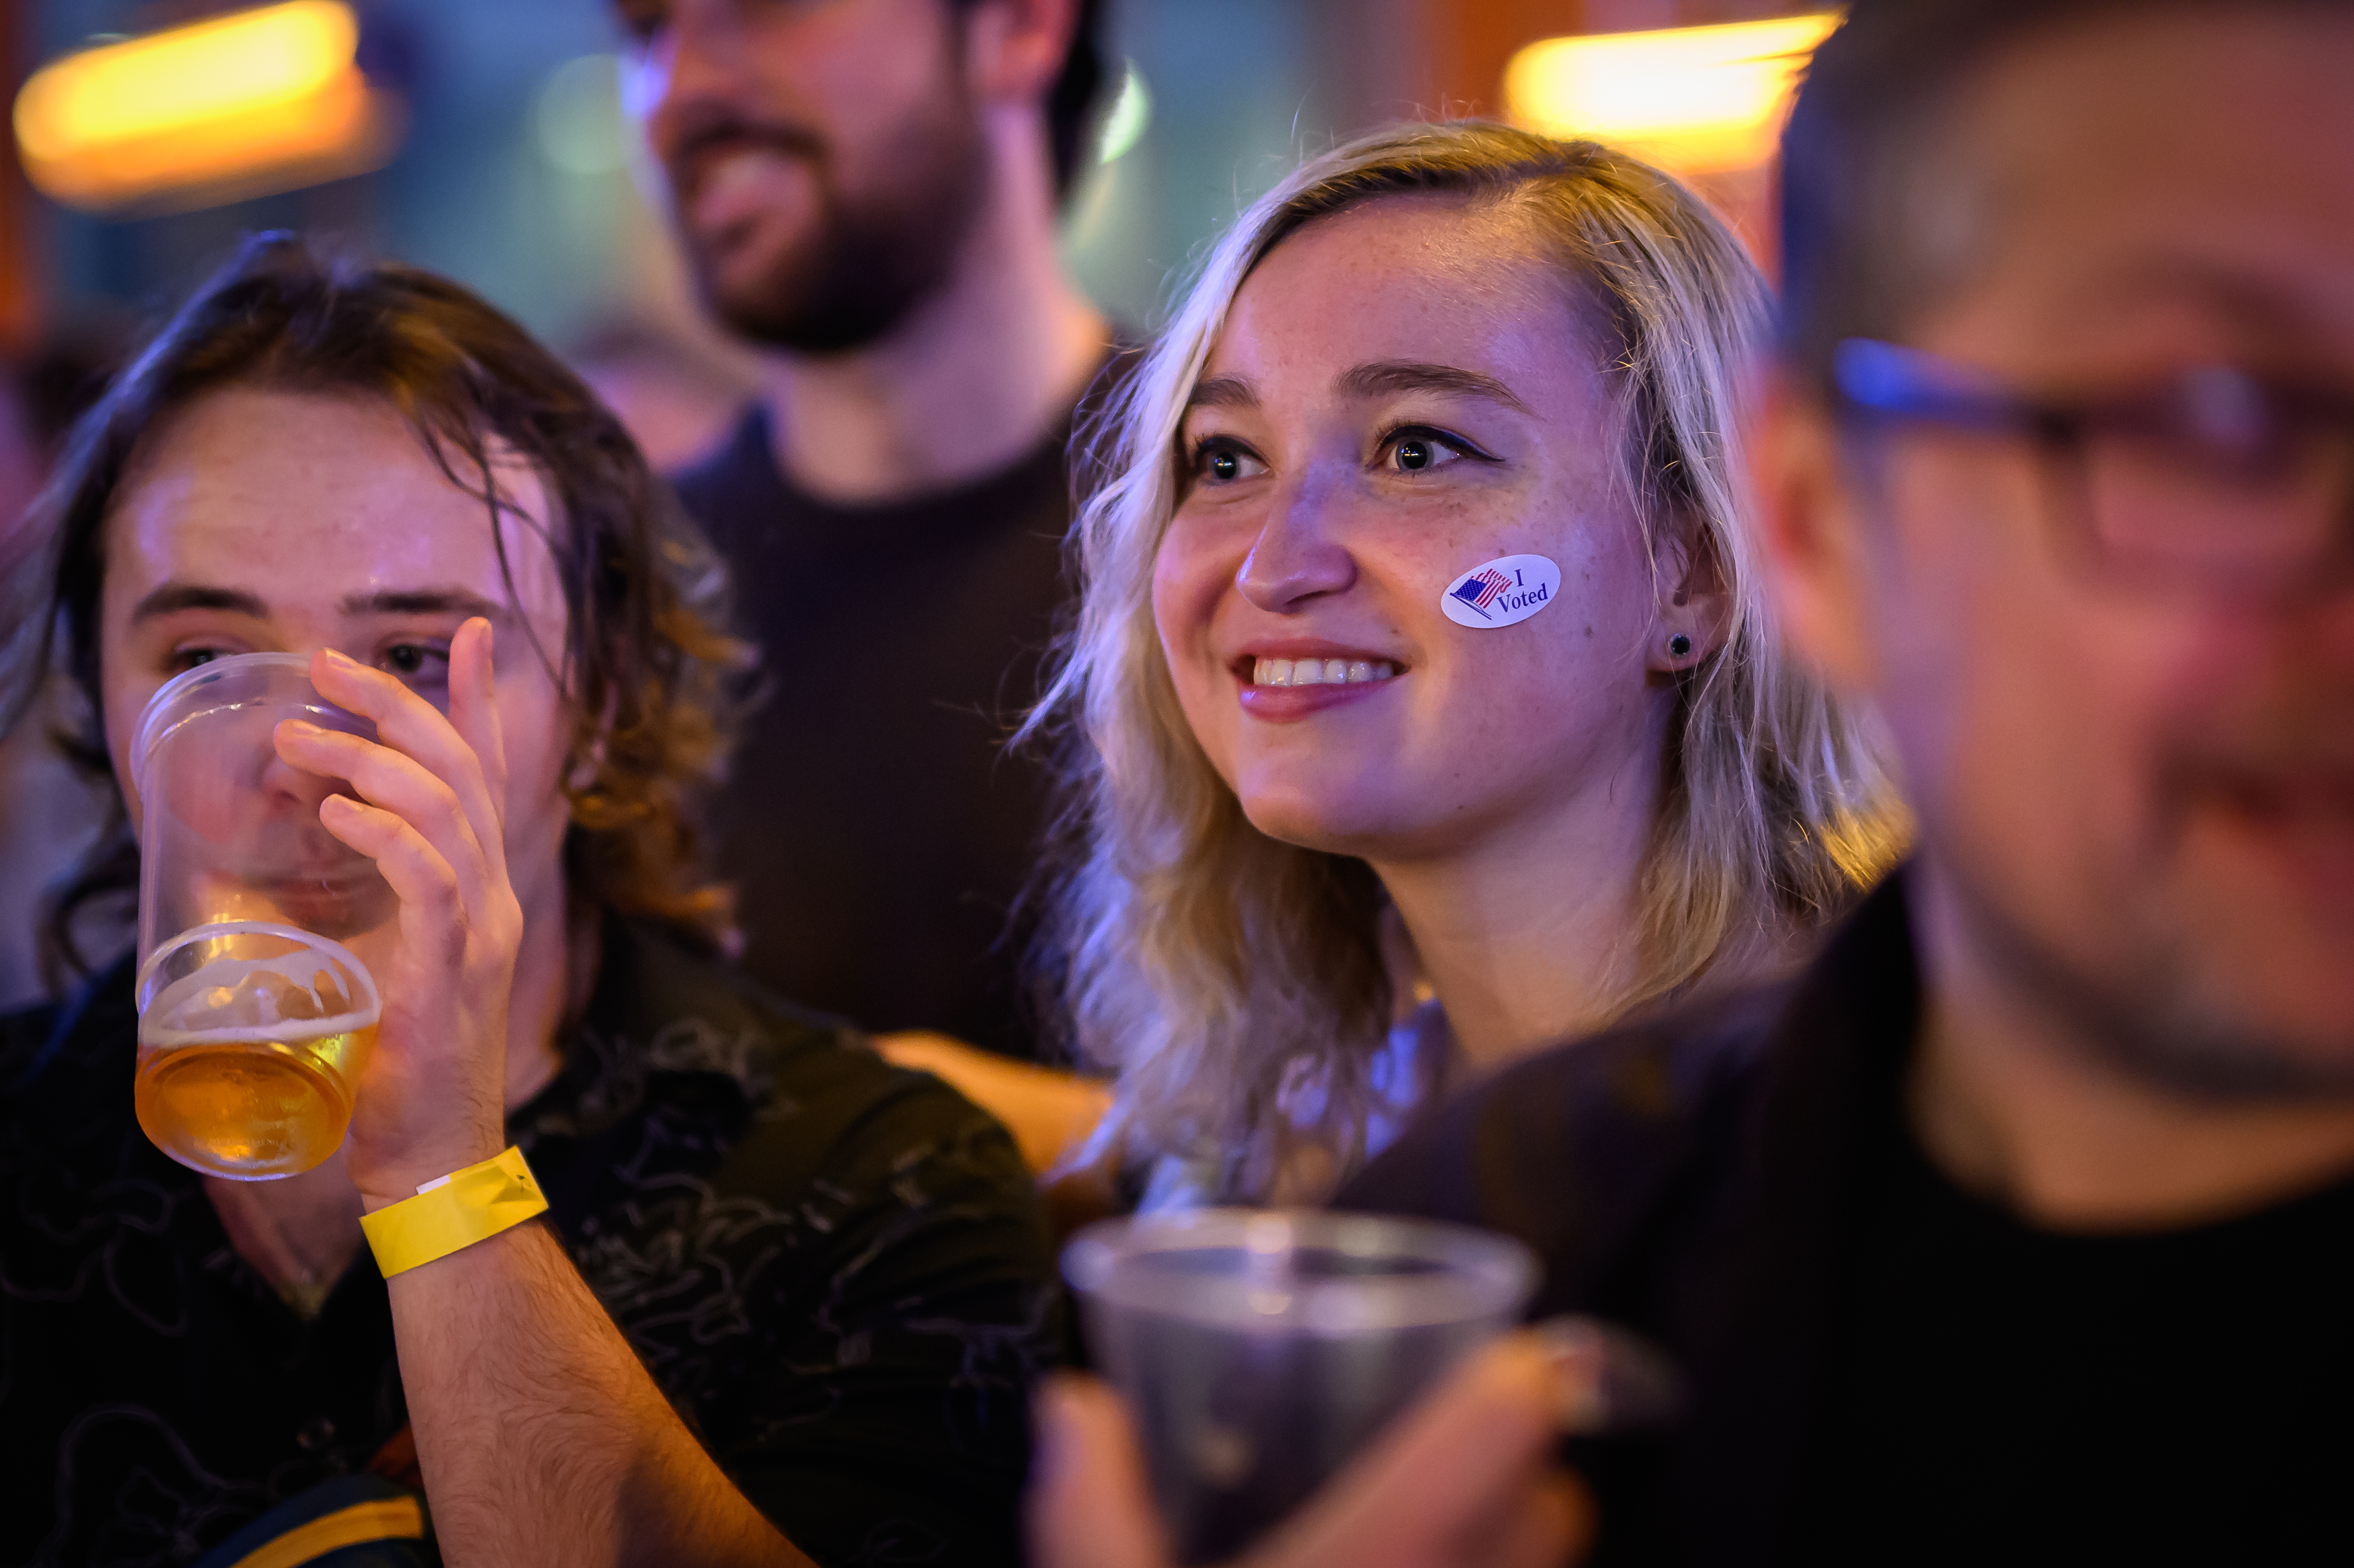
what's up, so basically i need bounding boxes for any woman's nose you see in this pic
[1236,474,1358,612]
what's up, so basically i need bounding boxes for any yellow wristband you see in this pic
[360,1146,549,1278]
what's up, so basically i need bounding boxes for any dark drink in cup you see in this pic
[1065,1210,1535,1565]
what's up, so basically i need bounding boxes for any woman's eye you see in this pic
[170,648,224,673]
[1381,430,1473,474]
[1192,439,1265,485]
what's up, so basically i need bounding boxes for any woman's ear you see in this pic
[1646,524,1733,674]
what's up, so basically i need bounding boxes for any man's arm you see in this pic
[282,623,806,1567]
[391,1218,811,1567]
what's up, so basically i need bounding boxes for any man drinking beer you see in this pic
[0,233,1056,1566]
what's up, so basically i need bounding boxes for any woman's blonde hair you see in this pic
[1033,122,1903,1201]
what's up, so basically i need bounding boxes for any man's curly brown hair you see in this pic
[9,231,748,976]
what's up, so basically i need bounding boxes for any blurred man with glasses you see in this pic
[613,0,1113,1067]
[1031,1,2354,1563]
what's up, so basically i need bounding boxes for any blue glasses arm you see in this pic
[1833,338,2042,433]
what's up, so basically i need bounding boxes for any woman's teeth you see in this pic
[1252,658,1397,687]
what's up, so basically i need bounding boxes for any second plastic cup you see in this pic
[130,653,391,1180]
[1064,1208,1537,1565]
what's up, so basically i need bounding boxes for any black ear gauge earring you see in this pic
[1667,633,1694,660]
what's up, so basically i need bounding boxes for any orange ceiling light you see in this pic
[14,1,401,214]
[1504,12,1842,175]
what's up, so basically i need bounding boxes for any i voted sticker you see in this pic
[1440,554,1560,628]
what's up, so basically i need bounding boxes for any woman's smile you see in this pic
[1233,640,1406,722]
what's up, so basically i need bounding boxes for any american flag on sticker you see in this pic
[1450,568,1513,618]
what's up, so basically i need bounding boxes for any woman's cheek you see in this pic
[1151,522,1227,667]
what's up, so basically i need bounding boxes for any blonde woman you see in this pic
[1031,122,1904,1209]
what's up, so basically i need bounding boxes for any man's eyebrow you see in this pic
[1338,360,1531,413]
[131,582,268,623]
[341,588,514,622]
[1184,376,1258,411]
[2073,257,2333,347]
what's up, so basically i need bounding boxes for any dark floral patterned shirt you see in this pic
[0,918,1059,1567]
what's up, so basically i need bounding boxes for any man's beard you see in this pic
[1943,850,2354,1104]
[680,98,990,357]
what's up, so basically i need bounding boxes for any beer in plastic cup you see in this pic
[130,653,391,1179]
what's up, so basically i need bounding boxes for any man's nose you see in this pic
[1236,472,1359,613]
[263,725,351,814]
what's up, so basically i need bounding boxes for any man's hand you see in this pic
[276,618,807,1567]
[1028,1332,1596,1568]
[274,618,519,1208]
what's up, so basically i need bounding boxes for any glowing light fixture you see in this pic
[13,1,400,214]
[1097,62,1150,165]
[1504,12,1841,174]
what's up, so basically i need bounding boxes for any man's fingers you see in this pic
[317,795,468,967]
[277,721,491,909]
[1026,1376,1169,1568]
[1464,1474,1596,1568]
[1249,1333,1572,1568]
[1030,1350,1596,1568]
[307,645,506,887]
[445,618,510,842]
[1342,1334,1565,1521]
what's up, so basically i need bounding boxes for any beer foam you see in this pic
[141,948,379,1048]
[139,1010,379,1050]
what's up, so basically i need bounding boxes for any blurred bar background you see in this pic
[4,0,1826,465]
[0,0,1832,1011]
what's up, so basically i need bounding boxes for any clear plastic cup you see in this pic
[129,653,392,1180]
[1064,1208,1537,1565]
